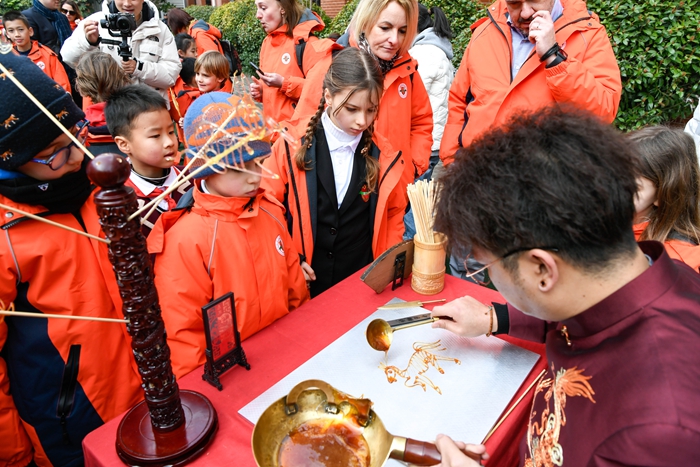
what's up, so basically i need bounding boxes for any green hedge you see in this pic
[184,5,216,23]
[327,0,358,36]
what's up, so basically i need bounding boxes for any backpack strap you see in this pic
[295,39,308,77]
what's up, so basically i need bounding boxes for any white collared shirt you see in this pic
[321,110,363,208]
[129,166,179,211]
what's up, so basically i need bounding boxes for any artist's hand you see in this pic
[528,10,557,60]
[250,77,262,101]
[431,296,494,338]
[257,72,284,88]
[83,19,100,45]
[121,58,137,76]
[300,261,316,283]
[433,434,488,467]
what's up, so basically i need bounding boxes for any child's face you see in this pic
[205,158,264,198]
[114,109,178,178]
[178,44,197,60]
[196,70,225,93]
[634,176,658,222]
[17,125,86,181]
[324,88,378,137]
[4,20,32,51]
[255,0,284,34]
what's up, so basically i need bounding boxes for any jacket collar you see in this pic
[191,184,263,222]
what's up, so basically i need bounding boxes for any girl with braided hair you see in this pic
[263,47,408,297]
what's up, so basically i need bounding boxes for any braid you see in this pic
[295,95,326,171]
[362,123,380,193]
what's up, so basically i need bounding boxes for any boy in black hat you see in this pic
[0,52,142,467]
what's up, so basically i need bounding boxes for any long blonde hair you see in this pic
[296,48,384,193]
[350,0,418,58]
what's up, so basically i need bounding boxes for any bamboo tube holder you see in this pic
[411,237,447,295]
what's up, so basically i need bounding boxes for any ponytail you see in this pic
[430,6,453,40]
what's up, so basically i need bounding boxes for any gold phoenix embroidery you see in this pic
[379,340,460,394]
[525,365,596,467]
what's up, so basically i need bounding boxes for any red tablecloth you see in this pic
[83,271,545,466]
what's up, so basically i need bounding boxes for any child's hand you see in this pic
[258,72,284,88]
[250,77,262,101]
[178,117,184,129]
[300,261,316,283]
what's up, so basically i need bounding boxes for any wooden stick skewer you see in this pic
[0,202,109,244]
[0,309,128,324]
[481,368,547,444]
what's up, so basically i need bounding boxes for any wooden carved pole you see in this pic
[88,154,217,466]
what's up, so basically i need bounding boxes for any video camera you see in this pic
[99,13,137,61]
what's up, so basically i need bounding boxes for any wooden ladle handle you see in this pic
[402,439,441,465]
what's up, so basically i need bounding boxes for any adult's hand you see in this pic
[83,19,100,45]
[250,77,262,101]
[431,295,495,337]
[300,261,316,283]
[528,10,557,60]
[433,434,488,467]
[121,58,137,76]
[257,72,284,88]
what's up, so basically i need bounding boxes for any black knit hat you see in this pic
[0,52,85,171]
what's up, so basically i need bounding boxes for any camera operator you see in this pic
[61,0,180,105]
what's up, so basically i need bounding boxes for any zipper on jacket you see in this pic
[57,344,81,445]
[487,10,513,83]
[379,151,403,189]
[284,140,307,258]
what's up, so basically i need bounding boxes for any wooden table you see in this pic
[83,271,545,466]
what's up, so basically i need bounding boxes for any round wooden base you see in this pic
[116,390,218,466]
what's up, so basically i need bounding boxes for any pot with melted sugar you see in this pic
[278,419,371,467]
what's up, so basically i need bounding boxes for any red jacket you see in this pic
[290,35,434,188]
[257,9,328,126]
[262,118,407,265]
[15,41,71,93]
[188,19,223,56]
[148,187,309,379]
[0,194,143,467]
[440,0,622,164]
[633,222,700,272]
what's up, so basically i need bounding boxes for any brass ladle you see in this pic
[366,314,450,352]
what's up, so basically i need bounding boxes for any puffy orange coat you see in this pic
[262,118,407,265]
[188,19,224,56]
[290,35,434,189]
[440,0,622,164]
[15,41,71,93]
[257,9,329,126]
[148,187,309,379]
[0,194,143,467]
[634,222,700,272]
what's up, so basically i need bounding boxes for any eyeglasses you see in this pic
[31,120,89,170]
[61,8,76,15]
[463,245,559,286]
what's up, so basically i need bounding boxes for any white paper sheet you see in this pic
[240,298,539,465]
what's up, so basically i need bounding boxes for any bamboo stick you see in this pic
[0,309,128,324]
[0,202,109,244]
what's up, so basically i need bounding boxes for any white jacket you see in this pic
[409,28,454,152]
[685,98,700,160]
[61,0,181,103]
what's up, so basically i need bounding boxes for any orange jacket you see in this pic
[440,0,622,164]
[148,187,309,379]
[15,41,71,93]
[290,35,434,186]
[188,19,223,56]
[257,9,328,126]
[0,194,143,467]
[169,78,201,145]
[262,118,407,265]
[634,222,700,272]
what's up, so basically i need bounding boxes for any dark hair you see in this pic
[175,33,195,53]
[105,84,169,138]
[167,8,194,34]
[435,105,639,274]
[180,57,196,86]
[61,0,83,20]
[629,126,700,244]
[278,0,305,38]
[2,11,31,29]
[416,4,452,39]
[297,48,384,192]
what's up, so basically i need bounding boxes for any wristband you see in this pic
[546,48,568,68]
[539,43,560,62]
[485,305,494,337]
[87,36,101,47]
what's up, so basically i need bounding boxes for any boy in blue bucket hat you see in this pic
[148,92,309,379]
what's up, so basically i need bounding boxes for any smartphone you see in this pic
[249,62,265,76]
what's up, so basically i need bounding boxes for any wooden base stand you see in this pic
[116,390,218,466]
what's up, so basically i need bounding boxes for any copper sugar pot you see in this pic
[251,379,441,467]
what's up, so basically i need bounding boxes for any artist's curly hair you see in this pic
[295,48,384,192]
[435,105,640,274]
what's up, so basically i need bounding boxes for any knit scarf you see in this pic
[357,33,399,75]
[0,158,94,214]
[32,0,73,46]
